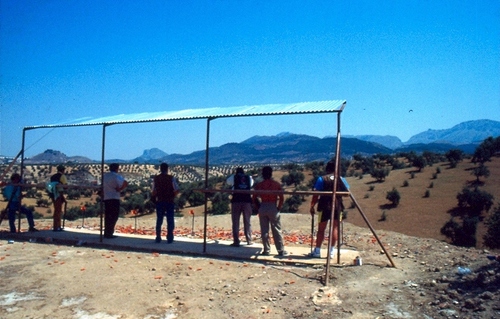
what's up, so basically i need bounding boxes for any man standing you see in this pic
[2,173,38,233]
[226,167,254,247]
[252,166,288,256]
[151,163,179,243]
[309,160,345,258]
[102,163,128,239]
[49,165,67,231]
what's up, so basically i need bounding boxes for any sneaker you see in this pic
[278,250,289,256]
[309,248,321,258]
[230,242,241,247]
[29,227,39,232]
[261,251,271,256]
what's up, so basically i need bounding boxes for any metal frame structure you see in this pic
[18,99,395,286]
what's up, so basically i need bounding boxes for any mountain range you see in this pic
[23,119,500,165]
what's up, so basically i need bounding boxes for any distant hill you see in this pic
[155,134,392,165]
[24,149,95,164]
[131,148,168,163]
[405,119,500,145]
[343,135,403,149]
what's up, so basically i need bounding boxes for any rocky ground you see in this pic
[0,215,499,319]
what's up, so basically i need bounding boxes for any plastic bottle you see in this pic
[457,266,471,275]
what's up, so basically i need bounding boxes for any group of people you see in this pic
[227,166,288,256]
[227,160,343,258]
[2,160,343,260]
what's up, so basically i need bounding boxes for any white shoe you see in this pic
[329,248,336,259]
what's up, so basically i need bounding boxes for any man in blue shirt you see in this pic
[2,173,38,233]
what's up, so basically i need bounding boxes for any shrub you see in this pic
[386,188,400,206]
[368,185,375,191]
[428,182,434,188]
[424,190,430,198]
[402,180,409,187]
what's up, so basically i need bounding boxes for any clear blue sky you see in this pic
[1,0,499,160]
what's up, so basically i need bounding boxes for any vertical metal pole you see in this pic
[99,125,107,242]
[325,112,342,286]
[18,129,27,232]
[203,118,212,253]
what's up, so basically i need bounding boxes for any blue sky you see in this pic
[1,0,499,161]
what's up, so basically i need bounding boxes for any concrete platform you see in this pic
[1,227,361,267]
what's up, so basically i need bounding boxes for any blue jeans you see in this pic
[156,202,175,242]
[8,202,35,233]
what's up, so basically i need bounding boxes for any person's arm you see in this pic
[117,179,128,192]
[226,175,234,187]
[310,195,319,215]
[172,178,180,196]
[277,192,284,211]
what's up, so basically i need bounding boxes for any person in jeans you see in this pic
[252,166,288,256]
[151,163,179,243]
[2,173,38,233]
[102,163,128,239]
[226,167,254,246]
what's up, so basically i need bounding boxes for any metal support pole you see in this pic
[99,125,107,242]
[203,118,212,253]
[324,112,342,286]
[18,129,27,232]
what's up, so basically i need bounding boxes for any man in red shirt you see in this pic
[252,166,288,256]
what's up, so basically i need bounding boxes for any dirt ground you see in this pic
[1,213,499,319]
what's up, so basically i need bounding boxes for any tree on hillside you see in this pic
[281,170,305,187]
[445,149,464,168]
[472,136,500,164]
[209,192,230,215]
[456,187,494,217]
[483,205,500,249]
[440,217,478,247]
[282,194,302,213]
[370,167,390,182]
[411,156,427,172]
[472,164,490,183]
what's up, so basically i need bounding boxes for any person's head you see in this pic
[325,160,336,174]
[160,163,169,173]
[109,163,119,172]
[57,165,65,173]
[262,166,273,180]
[10,173,21,182]
[236,167,244,175]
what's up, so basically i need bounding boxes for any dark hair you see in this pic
[325,160,336,174]
[57,165,65,172]
[10,173,21,181]
[236,167,244,174]
[160,163,169,173]
[109,163,119,172]
[262,166,273,179]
